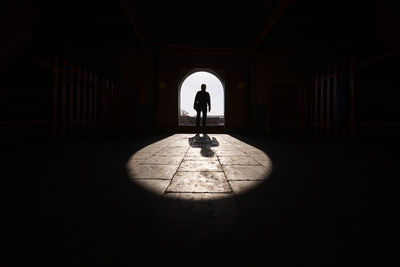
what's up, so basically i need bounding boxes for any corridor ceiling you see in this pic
[120,0,283,48]
[34,0,373,53]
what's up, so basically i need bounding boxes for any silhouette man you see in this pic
[193,84,211,129]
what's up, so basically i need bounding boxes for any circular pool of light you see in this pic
[126,134,273,200]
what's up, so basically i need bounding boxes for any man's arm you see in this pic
[207,92,211,112]
[194,92,199,110]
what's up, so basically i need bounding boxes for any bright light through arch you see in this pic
[179,71,224,126]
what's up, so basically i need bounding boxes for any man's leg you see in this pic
[196,110,200,127]
[202,109,207,126]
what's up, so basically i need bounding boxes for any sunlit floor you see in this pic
[5,132,399,265]
[126,134,272,199]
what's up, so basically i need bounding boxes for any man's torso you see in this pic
[196,91,209,109]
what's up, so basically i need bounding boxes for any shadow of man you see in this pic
[188,133,219,157]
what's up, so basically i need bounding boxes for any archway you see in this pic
[179,70,225,126]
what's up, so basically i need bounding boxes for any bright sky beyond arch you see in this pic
[180,71,224,116]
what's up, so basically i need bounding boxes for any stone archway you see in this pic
[178,70,225,126]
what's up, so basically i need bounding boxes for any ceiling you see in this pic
[34,0,379,55]
[34,0,288,48]
[121,0,283,48]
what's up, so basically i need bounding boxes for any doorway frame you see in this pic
[178,68,226,127]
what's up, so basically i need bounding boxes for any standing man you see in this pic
[193,84,211,129]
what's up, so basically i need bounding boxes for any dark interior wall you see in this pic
[376,0,400,50]
[155,49,250,129]
[111,46,155,132]
[355,53,400,134]
[250,0,400,136]
[354,0,400,133]
[223,58,249,128]
[0,1,38,130]
[155,51,179,128]
[114,46,301,133]
[251,49,306,134]
[0,1,32,71]
[251,52,269,133]
[2,0,399,136]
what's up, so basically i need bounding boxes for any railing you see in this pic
[309,57,355,136]
[307,47,400,136]
[180,115,224,126]
[52,57,120,135]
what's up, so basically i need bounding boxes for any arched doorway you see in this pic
[179,70,225,126]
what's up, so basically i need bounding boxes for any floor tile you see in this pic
[167,171,231,193]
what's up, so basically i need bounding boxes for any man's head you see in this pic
[201,84,206,91]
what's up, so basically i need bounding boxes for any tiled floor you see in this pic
[127,134,272,200]
[8,132,399,265]
[124,134,274,260]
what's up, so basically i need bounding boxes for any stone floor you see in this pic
[127,134,272,199]
[4,132,400,266]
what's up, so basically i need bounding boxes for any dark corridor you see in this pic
[2,0,400,266]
